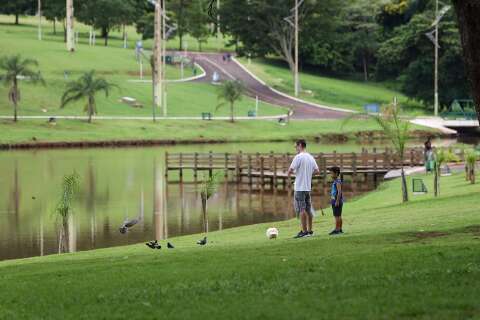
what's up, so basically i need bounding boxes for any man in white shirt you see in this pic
[287,139,319,238]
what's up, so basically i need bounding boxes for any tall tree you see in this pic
[216,80,245,123]
[0,0,34,25]
[220,0,344,87]
[377,2,470,110]
[453,0,480,121]
[60,71,116,123]
[170,0,193,50]
[340,0,381,81]
[43,0,66,35]
[77,0,138,46]
[0,55,44,122]
[188,0,210,51]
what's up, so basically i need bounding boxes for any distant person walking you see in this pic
[287,139,319,238]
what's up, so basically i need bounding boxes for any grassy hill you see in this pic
[0,17,282,118]
[238,57,427,115]
[0,172,478,319]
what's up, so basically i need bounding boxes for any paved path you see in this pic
[184,52,350,120]
[0,115,286,121]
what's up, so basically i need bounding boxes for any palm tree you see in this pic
[0,55,44,122]
[433,149,458,197]
[61,71,116,123]
[54,172,80,254]
[465,149,478,184]
[216,80,245,123]
[344,101,410,202]
[198,172,222,243]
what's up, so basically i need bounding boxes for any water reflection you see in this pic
[0,139,467,261]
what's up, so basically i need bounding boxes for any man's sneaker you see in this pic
[329,229,340,236]
[339,229,344,234]
[307,231,314,237]
[294,231,308,239]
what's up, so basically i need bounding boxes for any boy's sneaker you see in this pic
[307,231,314,237]
[339,229,344,234]
[329,229,340,236]
[294,231,308,239]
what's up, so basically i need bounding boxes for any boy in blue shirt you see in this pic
[329,166,343,235]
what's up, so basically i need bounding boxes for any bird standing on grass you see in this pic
[146,240,161,249]
[197,237,207,246]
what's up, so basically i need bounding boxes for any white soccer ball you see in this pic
[266,227,279,239]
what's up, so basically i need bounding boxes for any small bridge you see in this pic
[165,149,425,191]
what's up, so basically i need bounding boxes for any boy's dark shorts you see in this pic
[331,202,343,217]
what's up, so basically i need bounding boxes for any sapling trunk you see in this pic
[401,167,409,203]
[201,195,208,234]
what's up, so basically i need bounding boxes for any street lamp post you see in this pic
[294,0,299,97]
[427,1,450,117]
[38,0,42,41]
[153,0,163,109]
[217,0,221,52]
[162,0,167,117]
[434,0,439,117]
[285,0,303,97]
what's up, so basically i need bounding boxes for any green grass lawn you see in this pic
[0,15,234,53]
[0,173,478,319]
[238,57,428,115]
[0,118,435,144]
[0,18,281,118]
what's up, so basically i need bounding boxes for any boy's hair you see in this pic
[329,166,341,175]
[296,139,307,148]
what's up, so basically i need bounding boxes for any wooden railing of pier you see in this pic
[165,148,425,190]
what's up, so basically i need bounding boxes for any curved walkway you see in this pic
[187,52,350,119]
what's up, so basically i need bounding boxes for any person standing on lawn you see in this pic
[328,166,344,235]
[287,139,319,238]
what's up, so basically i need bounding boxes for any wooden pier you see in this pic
[165,148,425,191]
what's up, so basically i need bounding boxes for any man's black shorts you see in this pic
[331,203,343,217]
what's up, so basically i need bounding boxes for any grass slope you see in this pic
[0,19,282,118]
[0,15,234,52]
[239,57,427,114]
[0,118,434,144]
[0,173,478,319]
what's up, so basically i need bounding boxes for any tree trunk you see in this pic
[13,100,17,122]
[363,54,368,82]
[12,81,18,122]
[88,99,93,123]
[63,20,67,43]
[453,1,480,121]
[15,13,19,25]
[434,162,439,197]
[470,166,476,184]
[58,218,69,253]
[201,196,208,234]
[401,167,409,203]
[230,102,234,123]
[66,0,75,51]
[104,30,109,46]
[53,19,56,35]
[179,33,183,51]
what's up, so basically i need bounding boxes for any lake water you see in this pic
[0,139,469,261]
